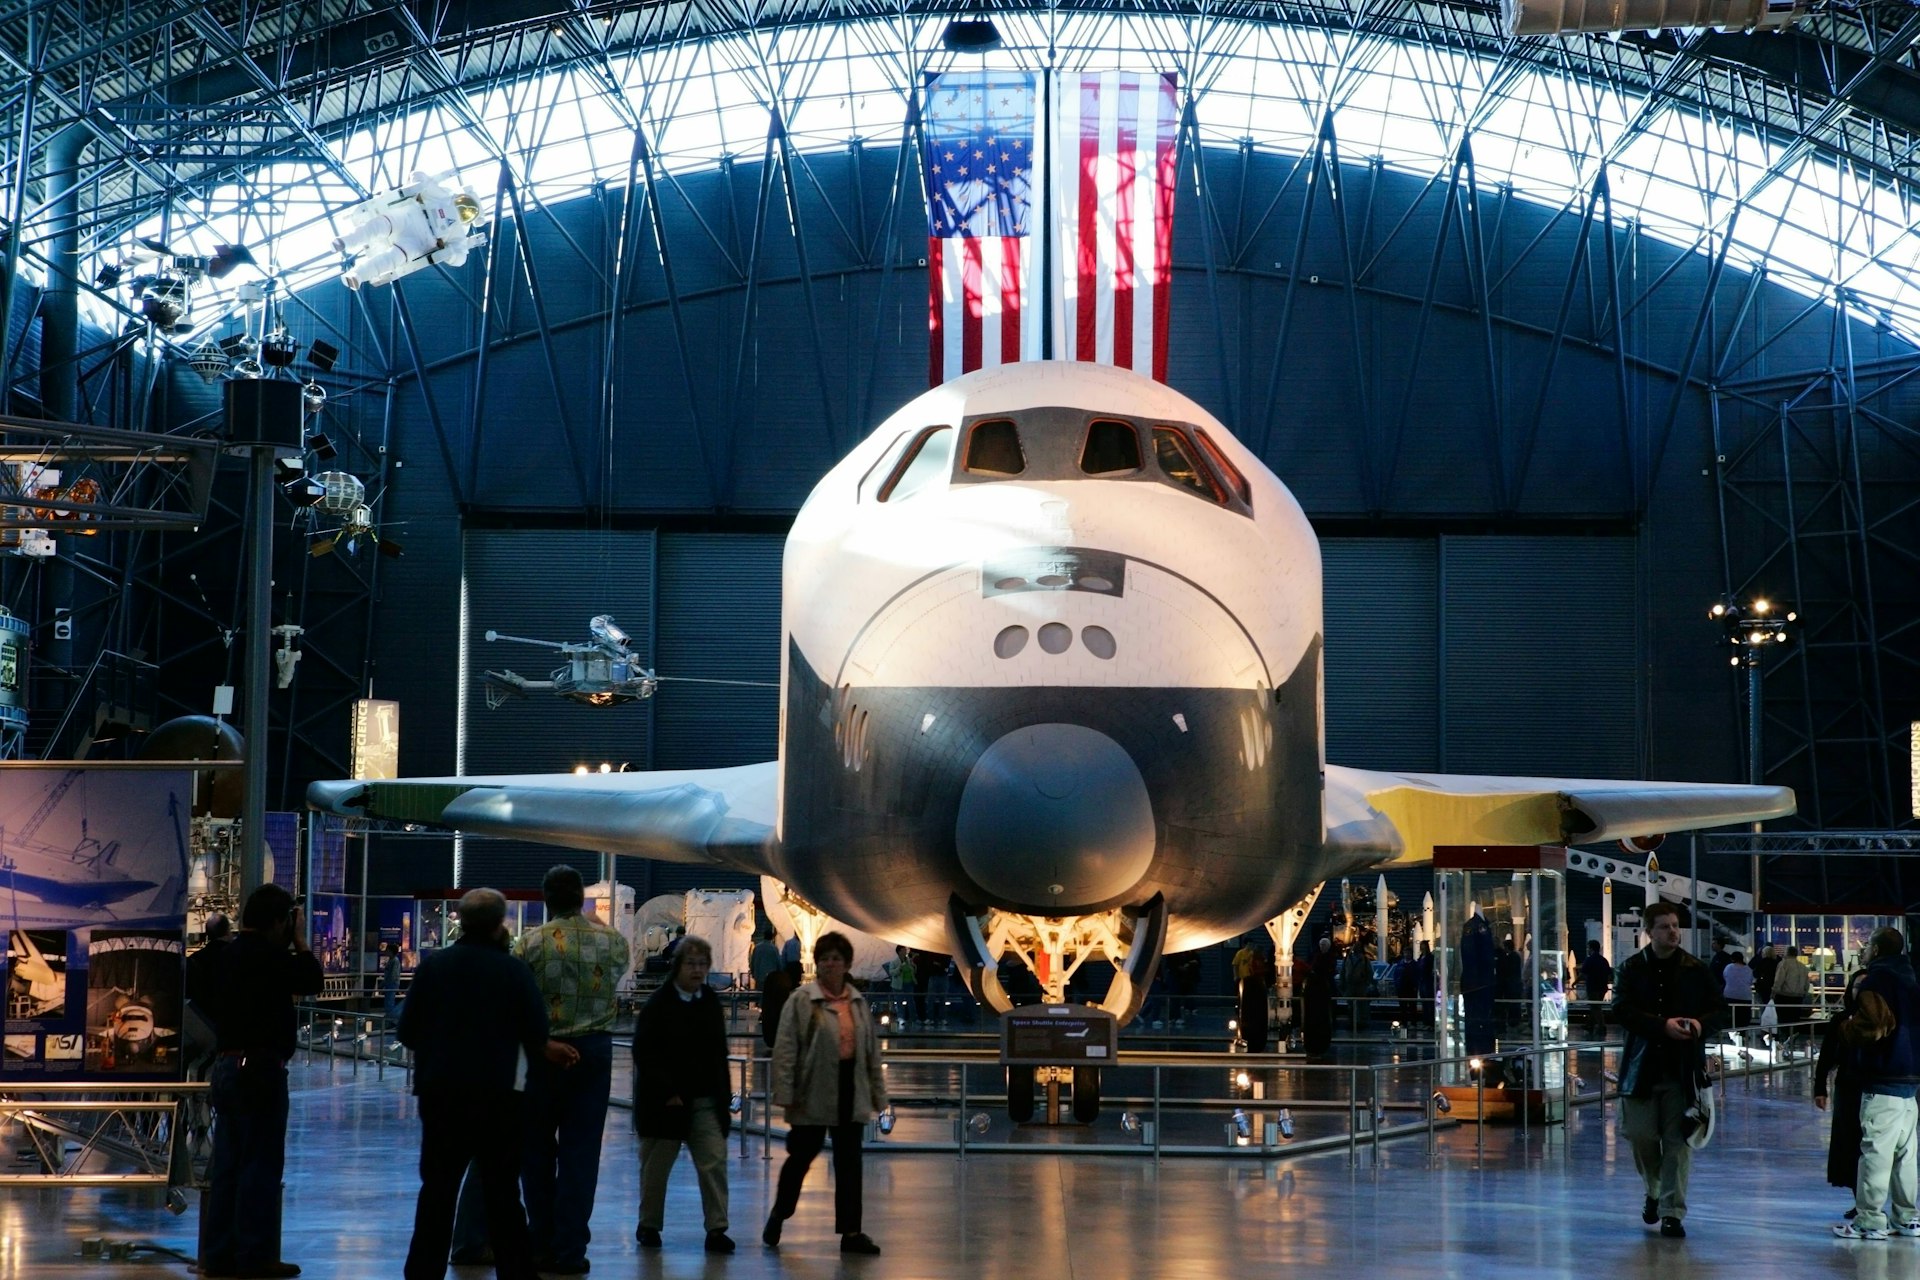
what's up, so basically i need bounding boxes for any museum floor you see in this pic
[3,1037,1909,1280]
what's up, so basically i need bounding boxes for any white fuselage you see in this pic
[773,362,1329,952]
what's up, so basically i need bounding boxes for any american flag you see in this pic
[1051,71,1179,380]
[924,71,1043,385]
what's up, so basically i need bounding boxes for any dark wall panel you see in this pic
[1323,538,1439,771]
[652,532,783,768]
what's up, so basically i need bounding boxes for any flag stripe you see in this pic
[961,236,984,374]
[928,237,944,387]
[1076,76,1101,365]
[1113,76,1138,370]
[1002,238,1023,364]
[1152,79,1177,381]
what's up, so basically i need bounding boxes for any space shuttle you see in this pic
[310,362,1791,1025]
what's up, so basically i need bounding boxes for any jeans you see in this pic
[404,1088,535,1280]
[1855,1092,1920,1232]
[522,1033,614,1267]
[202,1055,290,1272]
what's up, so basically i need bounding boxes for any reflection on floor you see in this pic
[1,1044,1902,1279]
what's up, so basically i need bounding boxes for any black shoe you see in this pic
[1661,1218,1686,1239]
[545,1263,589,1277]
[1847,1207,1859,1220]
[706,1231,736,1254]
[449,1246,494,1266]
[840,1233,881,1256]
[762,1215,783,1249]
[636,1227,661,1249]
[1642,1197,1659,1225]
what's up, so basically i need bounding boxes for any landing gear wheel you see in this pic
[1072,1066,1102,1123]
[1008,1065,1035,1124]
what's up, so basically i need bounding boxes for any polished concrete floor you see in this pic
[2,1046,1909,1279]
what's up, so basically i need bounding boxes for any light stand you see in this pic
[1710,595,1797,909]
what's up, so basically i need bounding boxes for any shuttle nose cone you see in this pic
[955,723,1156,911]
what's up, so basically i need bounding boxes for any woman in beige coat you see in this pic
[762,932,887,1255]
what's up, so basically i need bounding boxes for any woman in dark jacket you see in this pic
[1816,962,1868,1213]
[632,936,734,1253]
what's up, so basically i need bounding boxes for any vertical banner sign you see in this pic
[924,71,1045,385]
[351,698,400,780]
[1051,71,1179,380]
[1911,721,1919,818]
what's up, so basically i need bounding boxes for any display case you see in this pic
[1433,846,1569,1101]
[411,891,546,953]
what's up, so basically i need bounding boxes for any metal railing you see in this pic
[0,1081,208,1204]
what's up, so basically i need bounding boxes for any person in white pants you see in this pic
[1831,927,1920,1241]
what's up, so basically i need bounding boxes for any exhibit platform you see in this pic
[0,1039,1896,1279]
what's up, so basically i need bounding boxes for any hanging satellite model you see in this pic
[480,616,774,709]
[333,171,484,290]
[306,472,401,558]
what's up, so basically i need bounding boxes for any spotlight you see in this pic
[1277,1107,1295,1139]
[307,339,340,373]
[187,341,229,384]
[942,17,1002,51]
[282,475,325,507]
[206,243,256,280]
[876,1107,896,1136]
[302,382,327,414]
[261,327,300,368]
[1231,1108,1252,1141]
[94,264,122,289]
[967,1113,990,1136]
[573,765,589,775]
[729,1092,743,1114]
[305,430,336,460]
[1120,1112,1141,1135]
[1431,1091,1452,1115]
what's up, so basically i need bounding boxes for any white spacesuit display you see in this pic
[332,170,483,290]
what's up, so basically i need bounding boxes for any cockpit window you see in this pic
[857,431,909,502]
[963,419,1026,476]
[1079,419,1142,476]
[1193,429,1250,507]
[1153,427,1225,504]
[879,426,953,502]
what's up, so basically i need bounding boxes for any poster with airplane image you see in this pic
[0,766,192,1079]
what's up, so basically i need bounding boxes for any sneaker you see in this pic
[1893,1222,1920,1238]
[705,1231,736,1254]
[1660,1218,1685,1239]
[1834,1222,1890,1241]
[635,1227,661,1249]
[840,1233,882,1255]
[1642,1197,1659,1225]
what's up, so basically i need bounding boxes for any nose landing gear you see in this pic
[948,893,1166,1125]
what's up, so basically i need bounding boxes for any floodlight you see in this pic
[876,1107,896,1136]
[1431,1091,1451,1115]
[1231,1108,1252,1141]
[967,1113,990,1136]
[1120,1112,1141,1134]
[942,18,1002,51]
[282,475,325,507]
[307,339,340,373]
[1278,1107,1295,1139]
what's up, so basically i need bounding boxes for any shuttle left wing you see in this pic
[1326,764,1794,866]
[307,762,779,876]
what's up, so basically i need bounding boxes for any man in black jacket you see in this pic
[199,888,324,1280]
[633,935,733,1253]
[1833,927,1920,1240]
[398,889,574,1280]
[1609,900,1725,1240]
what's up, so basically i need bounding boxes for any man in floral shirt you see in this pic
[516,865,632,1275]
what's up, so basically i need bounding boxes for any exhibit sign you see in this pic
[1000,1005,1118,1066]
[0,767,192,1079]
[351,698,400,781]
[311,893,353,974]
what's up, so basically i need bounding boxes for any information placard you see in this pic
[999,1005,1118,1066]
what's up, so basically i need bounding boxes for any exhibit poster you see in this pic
[263,811,300,888]
[311,823,347,895]
[311,893,353,974]
[374,899,417,971]
[0,767,192,1079]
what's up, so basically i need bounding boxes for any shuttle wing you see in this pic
[1325,764,1794,866]
[306,762,779,875]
